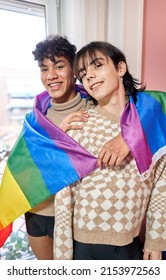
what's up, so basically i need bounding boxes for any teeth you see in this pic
[50,83,59,87]
[91,82,101,90]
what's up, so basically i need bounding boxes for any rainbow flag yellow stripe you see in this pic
[0,89,98,229]
[0,88,165,229]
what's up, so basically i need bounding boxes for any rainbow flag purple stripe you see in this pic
[121,90,166,180]
[0,89,165,229]
[0,88,98,229]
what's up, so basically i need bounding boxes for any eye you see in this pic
[40,68,48,73]
[80,73,86,79]
[79,70,87,80]
[94,62,102,68]
[55,64,64,70]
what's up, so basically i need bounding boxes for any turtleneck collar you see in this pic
[48,92,87,116]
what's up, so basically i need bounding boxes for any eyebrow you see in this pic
[39,59,65,67]
[78,57,104,73]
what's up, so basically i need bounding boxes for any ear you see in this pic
[118,61,127,77]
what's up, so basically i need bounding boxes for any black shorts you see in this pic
[25,212,54,238]
[73,236,143,260]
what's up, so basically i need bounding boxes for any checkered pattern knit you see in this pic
[54,105,166,259]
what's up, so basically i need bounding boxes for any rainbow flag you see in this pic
[0,88,98,230]
[0,89,165,231]
[0,223,12,247]
[121,90,166,180]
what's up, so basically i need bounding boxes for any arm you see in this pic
[54,185,73,260]
[97,133,130,169]
[54,182,79,260]
[144,155,166,259]
[60,113,130,167]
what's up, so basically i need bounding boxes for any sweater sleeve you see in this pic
[53,182,78,260]
[144,155,166,251]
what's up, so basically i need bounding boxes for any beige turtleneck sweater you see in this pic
[29,93,94,215]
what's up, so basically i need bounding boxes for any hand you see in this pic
[97,133,130,169]
[143,248,162,260]
[59,111,89,132]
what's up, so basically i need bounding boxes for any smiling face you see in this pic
[77,52,125,104]
[39,56,76,104]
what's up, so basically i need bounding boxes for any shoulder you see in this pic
[135,90,166,103]
[84,98,96,110]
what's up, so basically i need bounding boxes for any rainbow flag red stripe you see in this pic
[0,223,12,248]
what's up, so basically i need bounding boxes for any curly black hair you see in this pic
[32,35,77,67]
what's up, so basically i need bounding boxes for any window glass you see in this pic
[0,2,46,151]
[0,1,46,260]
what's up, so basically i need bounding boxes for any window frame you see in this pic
[0,0,59,35]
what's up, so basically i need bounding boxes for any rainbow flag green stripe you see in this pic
[0,88,98,229]
[7,130,51,207]
[121,90,166,180]
[0,88,165,229]
[146,90,166,114]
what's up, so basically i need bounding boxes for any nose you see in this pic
[47,69,58,80]
[86,67,96,82]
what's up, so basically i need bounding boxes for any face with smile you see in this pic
[39,56,76,104]
[77,52,126,105]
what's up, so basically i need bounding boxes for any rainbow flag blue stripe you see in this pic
[0,88,98,229]
[121,90,166,180]
[0,88,165,229]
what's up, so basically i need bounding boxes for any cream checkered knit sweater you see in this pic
[54,105,166,259]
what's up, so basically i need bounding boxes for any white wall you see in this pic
[107,0,144,80]
[30,0,143,80]
[60,0,108,50]
[8,0,144,80]
[58,0,144,80]
[122,0,144,80]
[45,0,59,35]
[107,0,125,49]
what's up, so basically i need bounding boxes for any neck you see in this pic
[52,89,77,104]
[98,90,126,117]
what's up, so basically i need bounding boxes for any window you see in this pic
[0,0,46,260]
[0,0,46,150]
